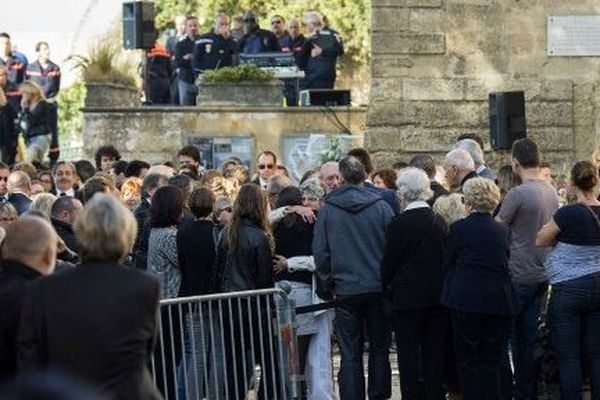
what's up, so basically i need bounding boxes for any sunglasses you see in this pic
[219,207,233,213]
[0,177,7,182]
[258,164,274,170]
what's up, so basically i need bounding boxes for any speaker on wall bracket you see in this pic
[489,91,527,151]
[123,1,156,50]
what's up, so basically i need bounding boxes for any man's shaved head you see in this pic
[2,216,57,275]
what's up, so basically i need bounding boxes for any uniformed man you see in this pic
[26,41,61,165]
[175,16,201,106]
[142,38,171,104]
[238,11,280,54]
[192,13,237,78]
[278,17,306,106]
[0,33,26,86]
[298,12,344,90]
[166,15,187,105]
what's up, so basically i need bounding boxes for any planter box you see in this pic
[85,82,140,108]
[196,81,284,106]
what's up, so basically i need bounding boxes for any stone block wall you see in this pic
[367,0,600,172]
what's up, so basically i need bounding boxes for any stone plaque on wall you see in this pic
[547,15,600,56]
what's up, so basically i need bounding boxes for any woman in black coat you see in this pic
[18,80,52,164]
[441,177,515,400]
[382,167,448,400]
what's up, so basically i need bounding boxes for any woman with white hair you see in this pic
[441,177,515,400]
[381,167,449,400]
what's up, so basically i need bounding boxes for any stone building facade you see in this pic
[367,0,600,171]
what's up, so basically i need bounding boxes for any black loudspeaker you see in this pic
[299,89,351,106]
[489,91,527,150]
[123,2,156,50]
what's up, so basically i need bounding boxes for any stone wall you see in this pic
[367,0,600,172]
[82,106,366,165]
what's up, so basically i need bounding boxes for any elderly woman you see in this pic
[441,178,515,400]
[28,192,56,220]
[433,193,466,228]
[17,194,160,399]
[382,167,448,400]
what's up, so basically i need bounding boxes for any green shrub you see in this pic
[202,64,275,83]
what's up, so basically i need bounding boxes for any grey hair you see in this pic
[267,174,292,195]
[304,11,323,26]
[454,139,485,168]
[396,167,433,203]
[339,156,366,184]
[444,149,475,172]
[300,177,325,199]
[213,195,233,214]
[30,193,57,220]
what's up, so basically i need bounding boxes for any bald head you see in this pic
[3,217,57,275]
[7,171,31,195]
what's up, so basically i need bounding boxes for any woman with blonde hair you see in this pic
[120,176,142,210]
[433,193,466,228]
[18,80,52,163]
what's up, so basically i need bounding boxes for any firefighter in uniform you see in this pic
[192,13,237,79]
[298,12,344,90]
[276,17,306,106]
[26,41,61,165]
[0,65,19,165]
[0,33,26,86]
[142,40,172,104]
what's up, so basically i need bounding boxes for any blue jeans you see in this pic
[549,272,600,400]
[510,282,548,400]
[178,80,197,106]
[335,294,391,400]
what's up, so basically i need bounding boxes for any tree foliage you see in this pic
[57,81,86,142]
[154,0,371,69]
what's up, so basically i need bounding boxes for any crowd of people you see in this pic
[147,10,344,106]
[0,134,598,400]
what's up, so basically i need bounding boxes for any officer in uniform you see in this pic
[142,38,172,104]
[298,12,344,90]
[238,11,280,54]
[0,33,26,86]
[26,41,61,165]
[276,17,306,106]
[192,13,237,78]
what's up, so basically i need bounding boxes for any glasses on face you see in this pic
[258,164,275,170]
[0,177,7,182]
[219,207,233,213]
[271,20,282,25]
[0,217,15,222]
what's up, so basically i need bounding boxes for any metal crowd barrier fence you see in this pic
[151,288,300,400]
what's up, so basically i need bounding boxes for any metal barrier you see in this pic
[151,288,300,400]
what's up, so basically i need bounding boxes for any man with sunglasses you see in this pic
[238,10,280,54]
[253,150,277,190]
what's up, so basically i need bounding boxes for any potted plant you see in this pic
[67,41,139,108]
[197,64,283,106]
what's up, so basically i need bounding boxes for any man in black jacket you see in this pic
[238,11,280,54]
[7,171,32,215]
[50,195,83,254]
[166,15,187,105]
[0,217,57,381]
[192,13,237,79]
[175,16,200,105]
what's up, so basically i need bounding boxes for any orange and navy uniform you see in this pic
[26,60,61,99]
[145,43,171,79]
[0,55,26,85]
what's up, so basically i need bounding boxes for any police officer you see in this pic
[298,12,344,90]
[192,13,237,78]
[26,41,61,165]
[166,15,187,105]
[175,16,200,106]
[0,33,26,86]
[238,11,280,54]
[142,37,172,104]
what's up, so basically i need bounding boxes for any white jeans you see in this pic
[306,310,335,400]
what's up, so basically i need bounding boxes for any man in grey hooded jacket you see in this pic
[313,155,394,400]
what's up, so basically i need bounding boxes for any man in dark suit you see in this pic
[0,217,57,381]
[51,161,77,197]
[347,148,400,214]
[7,171,32,215]
[50,196,83,254]
[17,194,161,400]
